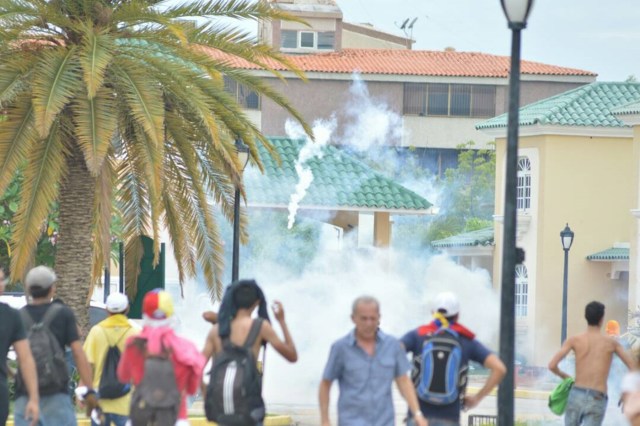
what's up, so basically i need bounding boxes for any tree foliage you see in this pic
[426,142,495,242]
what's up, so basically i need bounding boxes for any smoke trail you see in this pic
[285,118,335,229]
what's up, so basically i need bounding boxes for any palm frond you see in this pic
[111,59,164,147]
[90,153,114,285]
[10,120,67,279]
[0,95,37,195]
[71,87,116,174]
[78,24,115,99]
[31,46,81,137]
[162,0,307,25]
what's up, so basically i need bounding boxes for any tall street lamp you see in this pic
[560,223,575,344]
[498,1,534,425]
[232,138,250,282]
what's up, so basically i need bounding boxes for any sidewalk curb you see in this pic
[467,386,550,400]
[7,415,294,426]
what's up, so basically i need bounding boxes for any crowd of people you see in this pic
[3,263,640,426]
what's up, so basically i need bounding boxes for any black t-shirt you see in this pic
[0,303,26,384]
[16,302,80,396]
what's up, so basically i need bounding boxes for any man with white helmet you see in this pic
[401,292,506,426]
[83,293,139,426]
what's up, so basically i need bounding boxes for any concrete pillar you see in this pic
[373,212,391,248]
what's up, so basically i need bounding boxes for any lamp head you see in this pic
[500,0,534,30]
[560,223,574,251]
[235,138,250,171]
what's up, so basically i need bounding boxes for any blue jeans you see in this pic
[92,413,128,426]
[14,393,77,426]
[565,386,608,426]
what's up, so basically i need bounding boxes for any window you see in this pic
[403,83,496,117]
[299,31,315,48]
[515,264,528,317]
[517,157,531,210]
[317,32,335,50]
[281,30,297,49]
[280,30,335,50]
[223,76,260,110]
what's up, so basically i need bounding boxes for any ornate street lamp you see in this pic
[498,0,534,424]
[232,138,250,282]
[560,223,575,344]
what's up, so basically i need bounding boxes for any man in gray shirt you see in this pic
[319,296,427,426]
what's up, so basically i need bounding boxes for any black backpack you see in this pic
[17,304,69,395]
[129,339,181,426]
[205,318,265,426]
[98,328,131,399]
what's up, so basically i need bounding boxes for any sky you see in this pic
[334,0,640,82]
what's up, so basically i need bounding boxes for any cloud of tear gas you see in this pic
[340,73,403,152]
[285,118,335,229]
[248,246,500,405]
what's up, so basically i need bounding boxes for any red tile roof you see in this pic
[201,48,596,78]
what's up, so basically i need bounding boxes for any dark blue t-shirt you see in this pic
[401,327,492,422]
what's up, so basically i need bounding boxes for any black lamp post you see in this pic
[560,223,575,344]
[232,138,250,282]
[498,1,534,425]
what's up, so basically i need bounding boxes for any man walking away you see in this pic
[549,301,636,426]
[319,295,427,426]
[401,292,506,426]
[0,266,39,426]
[83,293,139,426]
[14,265,95,426]
[202,279,297,426]
[117,289,205,426]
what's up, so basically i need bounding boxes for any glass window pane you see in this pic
[427,83,449,116]
[238,84,260,110]
[471,85,496,117]
[300,32,315,48]
[450,84,471,116]
[223,75,237,97]
[403,83,426,115]
[317,32,335,50]
[281,30,297,49]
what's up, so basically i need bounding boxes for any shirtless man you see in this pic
[202,279,297,425]
[548,301,635,426]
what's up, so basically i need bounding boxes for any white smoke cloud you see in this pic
[340,73,403,151]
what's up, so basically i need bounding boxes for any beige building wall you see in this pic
[342,29,407,50]
[630,126,640,312]
[403,116,495,149]
[494,133,632,365]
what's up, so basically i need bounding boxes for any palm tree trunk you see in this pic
[55,143,96,334]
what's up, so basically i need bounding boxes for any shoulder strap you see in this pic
[19,308,34,329]
[41,303,64,328]
[243,318,264,349]
[100,325,130,347]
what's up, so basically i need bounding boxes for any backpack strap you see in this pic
[20,303,63,329]
[243,318,264,349]
[100,325,130,347]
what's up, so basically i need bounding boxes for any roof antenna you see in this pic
[396,17,418,40]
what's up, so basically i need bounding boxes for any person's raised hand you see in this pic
[271,300,285,322]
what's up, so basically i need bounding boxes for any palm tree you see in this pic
[0,0,310,329]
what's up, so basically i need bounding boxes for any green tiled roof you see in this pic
[431,227,494,249]
[612,100,640,116]
[245,138,432,213]
[477,82,640,130]
[586,247,629,261]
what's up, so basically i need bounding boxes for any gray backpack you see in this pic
[18,304,69,395]
[129,338,181,426]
